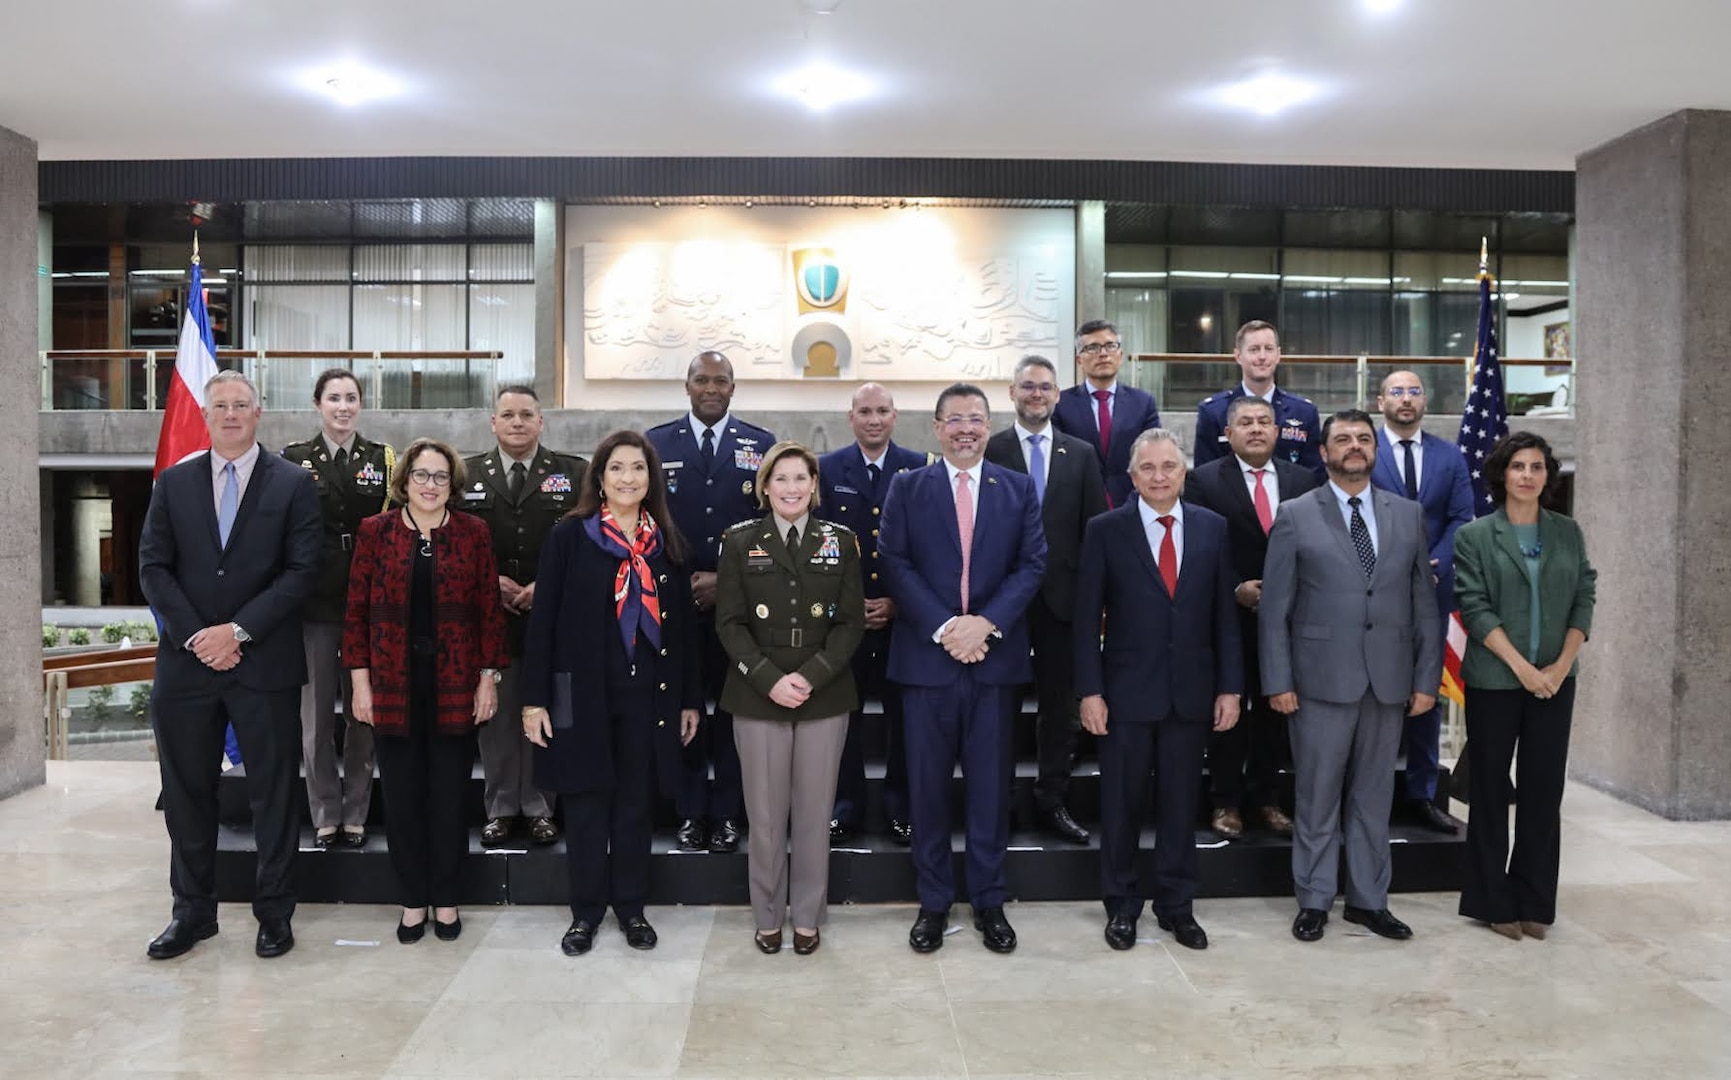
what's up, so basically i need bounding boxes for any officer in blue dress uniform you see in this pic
[1193,320,1323,480]
[817,383,930,844]
[646,351,777,852]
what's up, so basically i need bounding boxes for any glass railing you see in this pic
[1126,353,1573,417]
[40,350,505,411]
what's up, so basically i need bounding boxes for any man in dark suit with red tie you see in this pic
[139,370,322,961]
[1183,395,1319,839]
[1074,429,1242,952]
[879,383,1047,954]
[1052,319,1163,507]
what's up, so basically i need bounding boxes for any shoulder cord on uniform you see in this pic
[381,443,396,512]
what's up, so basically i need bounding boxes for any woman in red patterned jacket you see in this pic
[344,437,508,944]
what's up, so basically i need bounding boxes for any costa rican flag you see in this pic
[152,245,219,478]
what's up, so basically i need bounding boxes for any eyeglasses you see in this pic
[941,414,989,429]
[1383,387,1425,399]
[409,469,452,487]
[1078,341,1123,356]
[1014,381,1058,394]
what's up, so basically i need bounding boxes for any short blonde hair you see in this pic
[754,441,822,513]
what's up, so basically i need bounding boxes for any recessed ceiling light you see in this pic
[773,62,873,111]
[1362,0,1402,13]
[1209,72,1323,117]
[301,61,402,107]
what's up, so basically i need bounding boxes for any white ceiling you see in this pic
[2,0,1726,169]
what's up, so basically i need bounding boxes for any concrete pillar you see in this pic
[0,123,44,800]
[1074,200,1105,333]
[533,199,564,404]
[1573,108,1731,819]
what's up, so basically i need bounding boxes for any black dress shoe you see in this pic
[828,819,854,842]
[973,906,1017,953]
[1292,908,1328,942]
[621,915,658,950]
[1408,800,1461,834]
[909,908,948,953]
[147,918,217,960]
[1344,905,1413,940]
[527,816,560,845]
[1157,913,1209,951]
[561,919,597,956]
[256,918,294,958]
[675,818,707,850]
[433,914,462,941]
[1104,914,1137,951]
[340,827,367,848]
[397,913,427,944]
[1042,806,1091,845]
[709,819,742,853]
[888,819,913,846]
[480,817,513,847]
[314,829,339,850]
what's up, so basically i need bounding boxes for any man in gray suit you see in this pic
[1260,408,1442,944]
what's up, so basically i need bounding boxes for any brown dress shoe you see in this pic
[1211,807,1244,839]
[1519,921,1548,940]
[527,816,559,845]
[754,929,783,954]
[793,929,820,955]
[480,817,513,847]
[1259,805,1294,835]
[1490,921,1524,940]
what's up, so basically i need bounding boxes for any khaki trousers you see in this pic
[733,713,848,931]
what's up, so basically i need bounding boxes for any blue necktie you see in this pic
[218,462,238,547]
[1028,433,1047,505]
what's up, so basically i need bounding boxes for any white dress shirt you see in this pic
[1137,497,1184,578]
[1236,455,1281,512]
[1085,380,1118,431]
[942,459,982,516]
[1384,428,1424,493]
[687,412,730,447]
[1013,421,1052,489]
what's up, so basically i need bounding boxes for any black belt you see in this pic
[760,627,825,648]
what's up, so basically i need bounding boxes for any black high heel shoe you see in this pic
[397,910,427,944]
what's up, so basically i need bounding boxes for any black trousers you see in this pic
[1459,680,1575,926]
[1028,604,1080,813]
[1098,717,1207,921]
[832,628,908,827]
[678,618,742,821]
[562,692,657,924]
[153,680,302,924]
[376,723,475,910]
[1207,694,1289,811]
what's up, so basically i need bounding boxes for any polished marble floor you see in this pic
[5,761,1730,1079]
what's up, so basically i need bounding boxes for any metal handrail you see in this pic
[40,349,505,411]
[1129,352,1573,413]
[42,649,158,760]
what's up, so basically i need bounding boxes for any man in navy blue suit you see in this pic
[646,351,776,853]
[1194,321,1323,479]
[819,383,928,844]
[1074,430,1242,952]
[1051,319,1162,507]
[1371,370,1473,833]
[880,383,1047,954]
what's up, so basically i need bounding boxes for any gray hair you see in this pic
[1127,427,1185,471]
[204,369,259,406]
[1013,354,1057,381]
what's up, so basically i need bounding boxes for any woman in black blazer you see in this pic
[520,430,701,957]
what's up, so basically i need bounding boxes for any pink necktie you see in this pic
[1092,388,1113,457]
[1251,469,1274,533]
[955,471,974,613]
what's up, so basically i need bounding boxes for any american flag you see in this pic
[1440,243,1508,706]
[1456,247,1508,517]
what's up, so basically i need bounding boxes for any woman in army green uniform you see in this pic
[715,441,865,955]
[280,369,394,848]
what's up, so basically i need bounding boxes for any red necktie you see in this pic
[1092,388,1113,458]
[1251,469,1274,533]
[955,471,974,613]
[1157,514,1178,597]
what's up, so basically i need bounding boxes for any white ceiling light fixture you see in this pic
[1209,72,1325,118]
[773,61,873,111]
[797,0,846,12]
[301,61,403,108]
[1362,0,1403,14]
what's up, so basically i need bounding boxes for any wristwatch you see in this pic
[230,623,252,643]
[480,668,502,683]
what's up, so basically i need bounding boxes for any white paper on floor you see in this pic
[334,939,380,947]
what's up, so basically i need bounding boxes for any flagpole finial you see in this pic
[1478,237,1488,274]
[192,230,201,266]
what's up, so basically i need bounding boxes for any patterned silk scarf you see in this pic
[586,505,664,656]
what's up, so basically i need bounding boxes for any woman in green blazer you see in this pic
[715,441,865,956]
[1452,431,1595,942]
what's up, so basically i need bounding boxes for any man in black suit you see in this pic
[1183,395,1319,840]
[1074,429,1242,951]
[139,370,322,960]
[985,355,1108,844]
